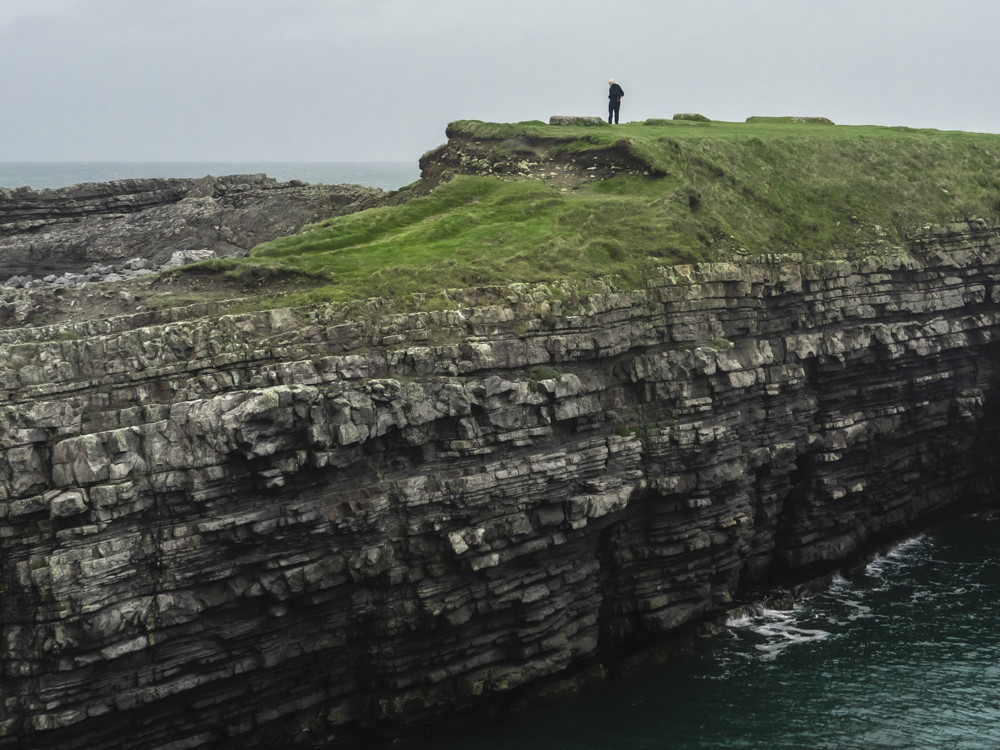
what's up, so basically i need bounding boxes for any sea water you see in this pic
[401,514,1000,750]
[0,161,419,192]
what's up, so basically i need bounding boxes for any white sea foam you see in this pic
[725,612,754,628]
[725,534,937,661]
[832,597,873,622]
[865,534,929,579]
[726,606,833,659]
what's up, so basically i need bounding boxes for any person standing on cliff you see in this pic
[608,79,625,124]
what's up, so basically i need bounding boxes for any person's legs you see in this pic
[612,102,620,124]
[608,102,614,124]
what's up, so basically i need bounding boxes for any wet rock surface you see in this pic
[1,221,999,748]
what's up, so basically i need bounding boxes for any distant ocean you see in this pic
[0,161,420,192]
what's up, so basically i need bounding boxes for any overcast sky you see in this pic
[3,0,1000,164]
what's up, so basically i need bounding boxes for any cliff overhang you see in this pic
[418,120,663,191]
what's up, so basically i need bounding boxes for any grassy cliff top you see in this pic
[187,117,1000,307]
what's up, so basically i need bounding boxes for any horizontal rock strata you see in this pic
[1,221,999,748]
[0,175,384,279]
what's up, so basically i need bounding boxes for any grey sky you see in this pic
[3,0,999,164]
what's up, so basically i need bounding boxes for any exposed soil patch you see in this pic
[418,134,661,192]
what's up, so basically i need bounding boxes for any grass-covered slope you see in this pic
[190,118,1000,306]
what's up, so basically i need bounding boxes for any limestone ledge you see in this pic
[1,220,1000,748]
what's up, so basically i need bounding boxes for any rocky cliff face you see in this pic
[0,175,384,280]
[1,219,999,748]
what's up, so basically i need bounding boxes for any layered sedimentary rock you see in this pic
[0,175,384,279]
[1,220,999,748]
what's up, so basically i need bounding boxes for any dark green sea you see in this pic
[404,514,1000,750]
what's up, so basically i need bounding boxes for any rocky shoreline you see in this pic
[3,250,211,290]
[0,174,385,281]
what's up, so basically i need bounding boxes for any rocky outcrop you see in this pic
[548,116,606,126]
[0,175,385,280]
[1,220,1000,748]
[419,125,661,189]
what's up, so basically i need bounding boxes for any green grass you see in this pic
[183,118,1000,306]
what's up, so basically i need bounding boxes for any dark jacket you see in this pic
[609,83,624,102]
